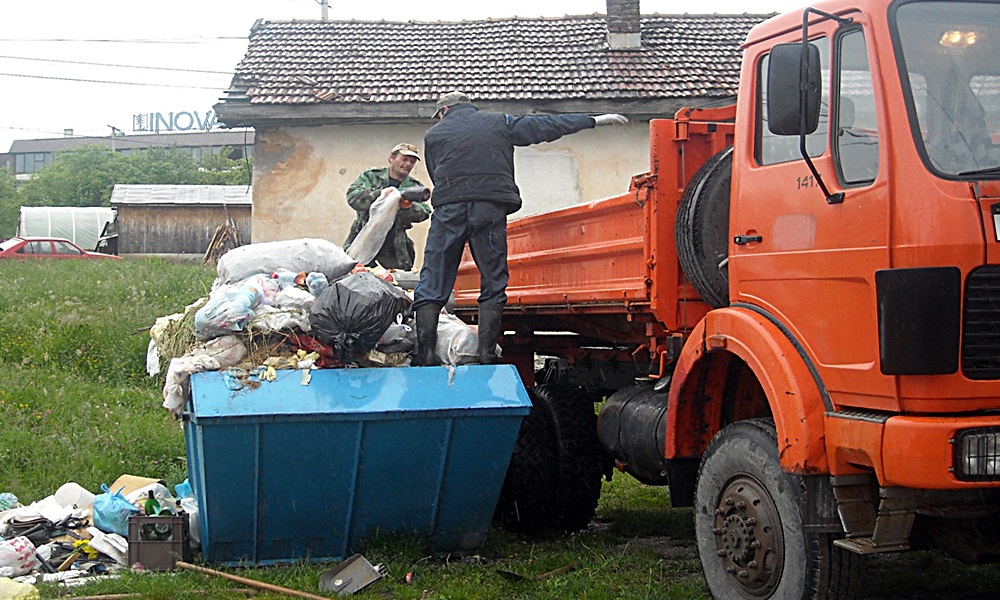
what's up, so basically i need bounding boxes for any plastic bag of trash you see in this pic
[0,537,39,578]
[92,485,140,537]
[194,275,276,341]
[309,271,411,360]
[346,187,402,266]
[376,314,415,354]
[217,238,357,286]
[436,312,479,366]
[162,354,221,414]
[251,305,311,333]
[190,334,248,367]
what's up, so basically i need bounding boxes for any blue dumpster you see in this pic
[184,364,531,566]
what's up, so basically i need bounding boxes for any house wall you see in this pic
[250,121,651,269]
[118,205,252,255]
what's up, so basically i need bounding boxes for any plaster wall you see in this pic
[251,121,650,270]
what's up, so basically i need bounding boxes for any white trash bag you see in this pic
[216,238,357,286]
[0,536,39,578]
[346,187,402,266]
[435,312,479,366]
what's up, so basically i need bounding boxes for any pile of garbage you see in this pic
[0,475,196,598]
[151,237,491,416]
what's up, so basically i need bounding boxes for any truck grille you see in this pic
[962,267,1000,380]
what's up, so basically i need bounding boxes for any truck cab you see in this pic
[454,1,1000,598]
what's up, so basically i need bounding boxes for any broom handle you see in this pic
[176,561,330,600]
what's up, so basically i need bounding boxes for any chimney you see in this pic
[63,129,74,137]
[607,0,641,50]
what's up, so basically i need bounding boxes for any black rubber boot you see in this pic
[476,303,504,364]
[412,304,441,366]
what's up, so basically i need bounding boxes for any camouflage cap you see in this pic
[391,142,420,160]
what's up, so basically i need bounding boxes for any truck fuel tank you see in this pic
[596,382,670,485]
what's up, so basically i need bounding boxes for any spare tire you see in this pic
[675,147,733,308]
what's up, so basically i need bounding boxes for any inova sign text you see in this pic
[132,110,218,133]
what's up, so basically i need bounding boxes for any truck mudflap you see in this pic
[825,411,1000,488]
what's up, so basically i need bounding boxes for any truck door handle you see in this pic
[733,235,763,245]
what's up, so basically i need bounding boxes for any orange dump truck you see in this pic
[453,0,1000,597]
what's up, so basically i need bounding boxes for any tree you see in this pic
[0,166,18,237]
[11,144,254,219]
[196,147,253,186]
[17,145,126,207]
[119,147,203,185]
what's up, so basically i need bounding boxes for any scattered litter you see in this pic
[0,576,38,600]
[0,537,39,578]
[92,486,140,537]
[0,494,19,512]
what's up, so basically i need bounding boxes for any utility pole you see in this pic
[107,125,119,152]
[319,0,329,20]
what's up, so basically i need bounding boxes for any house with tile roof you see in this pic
[213,0,768,266]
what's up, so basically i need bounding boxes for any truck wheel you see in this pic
[493,384,608,533]
[676,147,733,308]
[695,419,865,600]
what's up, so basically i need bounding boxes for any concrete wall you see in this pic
[250,121,651,270]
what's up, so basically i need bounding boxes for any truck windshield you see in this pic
[895,1,1000,177]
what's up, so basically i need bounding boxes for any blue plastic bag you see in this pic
[92,485,140,536]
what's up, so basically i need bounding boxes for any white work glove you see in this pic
[594,114,628,126]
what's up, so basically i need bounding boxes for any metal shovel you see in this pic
[318,554,384,595]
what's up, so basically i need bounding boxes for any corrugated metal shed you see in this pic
[110,185,252,256]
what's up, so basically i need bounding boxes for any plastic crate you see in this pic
[127,514,192,570]
[184,364,531,566]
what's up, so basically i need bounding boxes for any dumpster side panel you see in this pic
[185,365,531,565]
[258,420,363,562]
[348,418,452,550]
[434,414,526,551]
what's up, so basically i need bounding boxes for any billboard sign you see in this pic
[132,110,218,133]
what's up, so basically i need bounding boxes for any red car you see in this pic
[0,236,122,260]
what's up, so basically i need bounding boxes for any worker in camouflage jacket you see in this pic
[344,142,432,271]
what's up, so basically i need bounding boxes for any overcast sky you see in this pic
[0,0,808,152]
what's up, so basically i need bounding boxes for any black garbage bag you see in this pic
[309,271,411,360]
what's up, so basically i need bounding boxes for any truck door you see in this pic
[729,18,897,410]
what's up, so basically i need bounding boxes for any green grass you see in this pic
[2,258,999,599]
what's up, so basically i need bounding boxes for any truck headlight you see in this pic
[954,428,1000,481]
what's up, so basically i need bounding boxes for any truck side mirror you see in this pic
[766,43,821,135]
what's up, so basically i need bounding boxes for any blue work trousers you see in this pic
[413,201,508,308]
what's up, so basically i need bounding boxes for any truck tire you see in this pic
[694,419,865,600]
[676,147,733,308]
[493,384,608,533]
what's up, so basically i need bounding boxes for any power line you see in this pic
[0,125,253,148]
[0,55,233,75]
[0,72,227,90]
[0,36,246,43]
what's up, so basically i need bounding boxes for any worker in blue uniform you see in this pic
[412,91,628,366]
